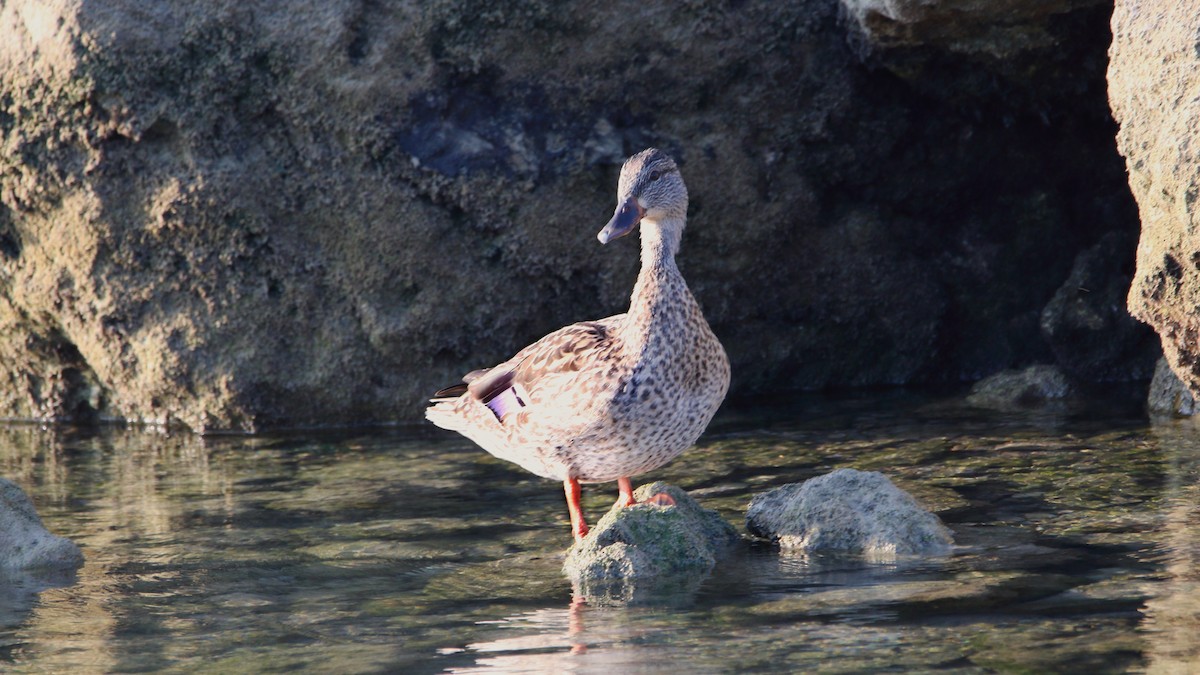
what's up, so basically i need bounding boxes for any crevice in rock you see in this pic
[31,326,107,424]
[0,210,19,260]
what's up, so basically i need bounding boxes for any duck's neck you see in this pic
[624,218,687,342]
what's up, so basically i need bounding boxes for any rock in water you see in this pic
[1039,231,1159,382]
[746,469,953,558]
[0,478,83,571]
[563,482,738,583]
[1148,357,1197,418]
[966,365,1071,409]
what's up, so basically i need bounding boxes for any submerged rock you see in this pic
[1148,358,1196,418]
[0,478,83,571]
[563,482,738,584]
[966,365,1071,409]
[746,469,953,558]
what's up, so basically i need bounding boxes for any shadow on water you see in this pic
[0,388,1194,671]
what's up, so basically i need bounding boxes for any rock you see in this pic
[747,469,953,558]
[0,0,1137,430]
[1109,1,1200,402]
[1040,231,1160,382]
[841,0,1123,119]
[1148,357,1197,417]
[563,482,738,584]
[0,478,83,571]
[842,0,1107,57]
[966,365,1071,409]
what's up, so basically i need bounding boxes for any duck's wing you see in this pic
[430,315,623,422]
[430,367,492,400]
[428,314,625,426]
[507,316,623,393]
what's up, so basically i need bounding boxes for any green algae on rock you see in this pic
[563,482,738,585]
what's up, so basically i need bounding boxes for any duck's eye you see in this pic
[649,170,662,182]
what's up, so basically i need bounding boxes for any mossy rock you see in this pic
[562,482,738,585]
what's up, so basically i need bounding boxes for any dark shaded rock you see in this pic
[1040,231,1160,381]
[563,482,738,584]
[1109,1,1200,401]
[746,469,953,558]
[0,0,1139,430]
[1148,357,1196,418]
[966,364,1071,409]
[841,0,1114,120]
[842,0,1108,57]
[0,478,83,571]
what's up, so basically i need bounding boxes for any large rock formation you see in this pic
[1109,2,1200,400]
[0,0,1139,430]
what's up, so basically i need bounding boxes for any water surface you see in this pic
[1,390,1198,672]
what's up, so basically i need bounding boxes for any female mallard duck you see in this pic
[426,148,730,542]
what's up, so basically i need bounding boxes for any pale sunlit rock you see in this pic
[0,478,83,571]
[1110,0,1200,402]
[746,469,953,558]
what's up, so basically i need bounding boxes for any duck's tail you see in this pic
[424,396,463,430]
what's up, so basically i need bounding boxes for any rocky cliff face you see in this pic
[1109,1,1200,400]
[0,0,1146,431]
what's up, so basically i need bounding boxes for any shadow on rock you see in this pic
[563,482,738,604]
[1148,357,1197,417]
[965,364,1072,411]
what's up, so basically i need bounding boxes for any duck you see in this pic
[426,148,730,543]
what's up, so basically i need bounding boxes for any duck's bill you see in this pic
[597,198,644,244]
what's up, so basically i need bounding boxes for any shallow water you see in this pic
[1,389,1198,673]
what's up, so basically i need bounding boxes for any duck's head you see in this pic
[597,148,688,244]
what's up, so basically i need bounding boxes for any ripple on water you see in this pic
[0,390,1192,672]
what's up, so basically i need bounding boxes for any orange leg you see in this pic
[617,477,676,508]
[564,478,589,542]
[618,476,636,507]
[646,492,676,506]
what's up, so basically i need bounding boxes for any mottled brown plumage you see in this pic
[426,148,730,541]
